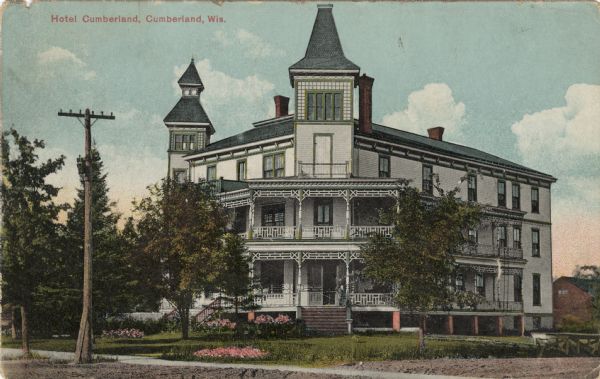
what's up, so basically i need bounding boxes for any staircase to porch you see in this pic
[301,307,348,334]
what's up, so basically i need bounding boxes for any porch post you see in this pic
[392,311,401,332]
[248,190,255,240]
[296,258,303,319]
[496,316,504,336]
[296,189,303,239]
[472,315,479,335]
[345,252,350,303]
[446,315,454,335]
[345,190,351,239]
[518,314,525,336]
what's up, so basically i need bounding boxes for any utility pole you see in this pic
[58,108,115,363]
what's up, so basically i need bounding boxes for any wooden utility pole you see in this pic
[58,108,115,363]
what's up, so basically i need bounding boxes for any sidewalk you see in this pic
[0,348,481,379]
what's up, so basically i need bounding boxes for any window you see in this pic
[422,165,433,195]
[532,273,541,306]
[173,134,196,151]
[558,289,568,296]
[306,92,342,121]
[513,226,522,249]
[498,180,506,207]
[455,273,465,291]
[260,261,284,294]
[262,204,285,227]
[263,153,285,178]
[512,183,520,210]
[378,155,390,178]
[207,165,217,181]
[468,228,478,244]
[237,160,247,181]
[514,275,522,302]
[497,225,507,248]
[173,169,187,183]
[468,174,477,202]
[475,273,485,296]
[531,187,539,213]
[532,229,540,257]
[314,199,333,225]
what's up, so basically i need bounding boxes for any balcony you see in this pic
[298,161,350,178]
[247,225,394,240]
[460,243,523,259]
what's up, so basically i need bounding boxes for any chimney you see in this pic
[427,127,445,141]
[274,95,289,118]
[359,74,374,134]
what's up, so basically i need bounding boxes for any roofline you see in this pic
[184,134,294,160]
[178,82,203,87]
[165,121,215,135]
[289,69,360,74]
[252,114,294,128]
[355,134,557,183]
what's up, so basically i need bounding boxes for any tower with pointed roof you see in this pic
[164,59,215,181]
[289,4,360,177]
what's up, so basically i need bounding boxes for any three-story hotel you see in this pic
[162,4,555,335]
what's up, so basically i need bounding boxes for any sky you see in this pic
[2,1,599,277]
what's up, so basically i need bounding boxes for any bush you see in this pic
[101,328,145,339]
[99,317,175,336]
[557,315,600,333]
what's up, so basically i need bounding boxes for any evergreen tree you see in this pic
[63,149,135,330]
[1,129,65,354]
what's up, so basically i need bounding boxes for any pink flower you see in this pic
[101,328,144,339]
[205,319,236,330]
[252,314,293,325]
[193,346,268,359]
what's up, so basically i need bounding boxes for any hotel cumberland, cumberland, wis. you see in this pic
[163,4,555,335]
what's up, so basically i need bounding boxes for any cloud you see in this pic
[381,83,466,141]
[511,84,600,276]
[172,59,275,136]
[213,29,283,59]
[37,46,96,81]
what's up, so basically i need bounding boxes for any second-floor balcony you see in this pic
[461,243,523,259]
[248,225,394,240]
[298,161,350,178]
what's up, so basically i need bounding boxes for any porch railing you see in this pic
[350,293,394,306]
[461,244,523,259]
[252,226,296,239]
[298,161,350,178]
[247,225,393,240]
[475,300,523,312]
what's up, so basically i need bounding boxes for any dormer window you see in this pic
[306,91,342,121]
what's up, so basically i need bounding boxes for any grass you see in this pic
[1,332,543,366]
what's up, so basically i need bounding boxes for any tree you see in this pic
[134,179,228,339]
[215,233,256,320]
[361,179,481,347]
[1,129,65,355]
[65,149,136,326]
[574,265,600,323]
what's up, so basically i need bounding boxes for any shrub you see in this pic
[101,328,145,339]
[558,315,600,333]
[99,316,177,336]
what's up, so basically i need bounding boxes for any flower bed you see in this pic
[101,328,144,339]
[193,346,268,359]
[205,319,237,330]
[254,314,293,325]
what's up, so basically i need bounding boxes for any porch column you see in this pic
[248,190,255,240]
[496,316,504,336]
[446,315,454,335]
[392,311,401,332]
[345,190,351,239]
[518,314,525,337]
[345,252,350,304]
[296,190,303,239]
[296,259,303,319]
[472,315,479,335]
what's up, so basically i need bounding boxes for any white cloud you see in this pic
[511,84,600,172]
[381,83,466,140]
[172,59,275,136]
[213,29,283,59]
[37,46,96,81]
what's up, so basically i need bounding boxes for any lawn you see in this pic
[2,332,542,366]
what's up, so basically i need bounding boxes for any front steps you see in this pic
[301,307,348,334]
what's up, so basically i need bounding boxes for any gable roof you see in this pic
[356,122,555,180]
[178,59,204,88]
[164,97,214,133]
[185,116,294,157]
[561,277,600,295]
[289,5,359,77]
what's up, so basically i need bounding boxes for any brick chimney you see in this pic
[274,95,289,118]
[358,74,374,134]
[427,126,445,141]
